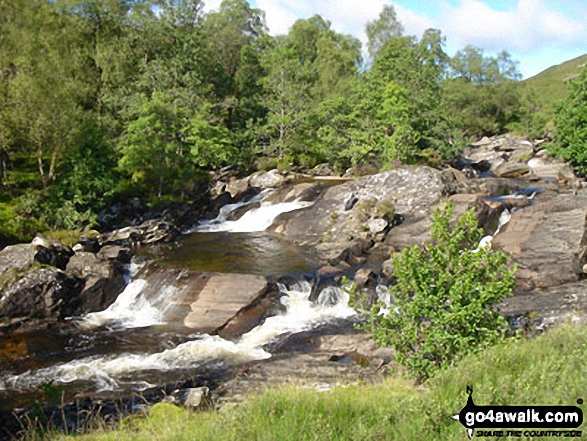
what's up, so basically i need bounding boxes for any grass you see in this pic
[51,325,587,441]
[524,53,587,111]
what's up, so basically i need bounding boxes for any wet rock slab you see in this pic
[493,190,587,292]
[184,273,268,332]
[214,327,393,407]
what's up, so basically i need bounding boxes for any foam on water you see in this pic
[0,282,356,392]
[81,280,173,330]
[240,281,356,347]
[0,335,271,392]
[195,199,314,233]
[188,189,271,233]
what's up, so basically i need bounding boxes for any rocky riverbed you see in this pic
[1,134,587,438]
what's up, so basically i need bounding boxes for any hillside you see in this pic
[524,53,587,109]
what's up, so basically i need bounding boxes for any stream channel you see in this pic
[0,187,358,419]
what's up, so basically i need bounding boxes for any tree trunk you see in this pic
[48,148,58,183]
[37,144,46,188]
[157,157,163,200]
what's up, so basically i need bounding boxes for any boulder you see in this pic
[368,218,388,234]
[184,274,268,332]
[141,220,181,244]
[0,267,84,320]
[99,220,180,248]
[178,387,212,410]
[354,268,377,288]
[499,280,587,324]
[0,244,35,279]
[250,169,286,188]
[226,176,251,198]
[97,246,132,264]
[493,190,587,292]
[66,252,127,314]
[33,245,74,271]
[493,162,531,178]
[381,258,394,278]
[99,227,143,247]
[272,167,446,261]
[309,163,337,177]
[527,157,576,183]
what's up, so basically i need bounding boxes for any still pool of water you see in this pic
[160,232,319,276]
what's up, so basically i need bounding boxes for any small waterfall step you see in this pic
[83,267,270,334]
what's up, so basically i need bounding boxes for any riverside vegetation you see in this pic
[2,0,585,246]
[356,203,516,381]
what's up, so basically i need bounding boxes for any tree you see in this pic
[366,5,404,60]
[184,103,236,169]
[442,46,524,138]
[119,92,189,199]
[203,0,267,130]
[256,41,311,161]
[367,35,444,161]
[552,66,587,175]
[356,203,516,381]
[0,1,91,188]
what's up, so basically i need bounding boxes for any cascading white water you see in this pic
[0,191,328,393]
[195,199,314,233]
[0,282,357,392]
[189,189,272,233]
[240,281,356,347]
[81,280,177,330]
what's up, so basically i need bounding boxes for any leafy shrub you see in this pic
[357,203,516,381]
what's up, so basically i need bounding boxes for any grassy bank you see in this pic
[53,326,586,441]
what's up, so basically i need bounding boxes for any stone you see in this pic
[344,194,358,211]
[493,162,531,178]
[368,218,388,234]
[509,145,534,163]
[471,136,492,147]
[33,245,74,271]
[96,246,132,264]
[0,267,84,320]
[226,176,251,198]
[99,227,142,247]
[354,268,376,288]
[66,251,126,314]
[0,244,35,279]
[381,259,394,278]
[528,157,576,183]
[317,265,341,277]
[184,274,268,332]
[499,280,587,324]
[180,387,212,410]
[250,169,286,188]
[493,190,587,291]
[309,163,337,177]
[283,183,322,202]
[273,167,446,261]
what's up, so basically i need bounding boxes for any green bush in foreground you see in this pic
[57,326,587,441]
[359,203,516,380]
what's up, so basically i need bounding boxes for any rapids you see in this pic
[0,192,356,399]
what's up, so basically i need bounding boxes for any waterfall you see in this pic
[195,200,314,233]
[0,282,356,392]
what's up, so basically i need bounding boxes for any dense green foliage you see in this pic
[55,326,587,440]
[551,65,587,175]
[0,1,550,242]
[358,203,516,380]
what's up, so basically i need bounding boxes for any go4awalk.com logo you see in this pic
[451,386,584,439]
